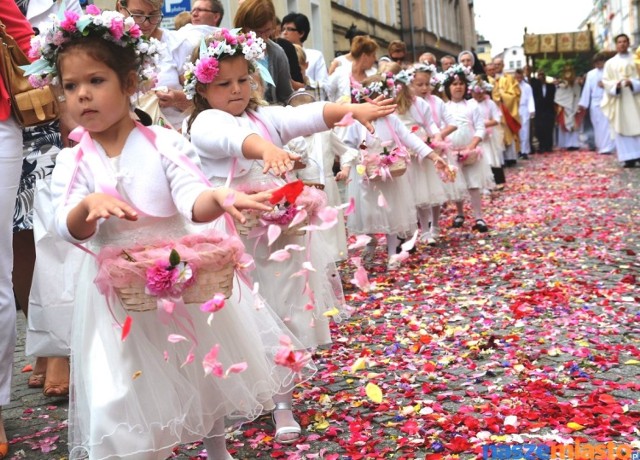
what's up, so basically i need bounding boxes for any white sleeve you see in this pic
[471,105,486,139]
[259,103,330,146]
[190,109,258,160]
[50,148,97,244]
[390,115,433,160]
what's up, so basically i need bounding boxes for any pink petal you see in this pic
[344,197,355,216]
[226,362,248,375]
[167,334,188,343]
[268,249,292,262]
[200,293,226,312]
[348,234,372,250]
[267,224,281,246]
[289,208,308,228]
[377,192,388,208]
[335,112,355,127]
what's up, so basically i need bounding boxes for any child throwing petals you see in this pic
[184,28,395,445]
[340,73,448,268]
[24,8,311,460]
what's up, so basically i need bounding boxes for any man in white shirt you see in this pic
[281,12,329,100]
[515,68,535,159]
[578,52,615,155]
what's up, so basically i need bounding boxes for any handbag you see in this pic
[0,21,59,127]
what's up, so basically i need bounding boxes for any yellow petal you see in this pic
[351,357,367,373]
[132,370,142,380]
[567,422,585,431]
[356,164,366,175]
[323,306,340,317]
[365,382,383,404]
[624,359,640,365]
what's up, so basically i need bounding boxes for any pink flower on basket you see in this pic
[274,335,310,374]
[145,249,196,297]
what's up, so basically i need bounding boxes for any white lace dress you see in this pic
[50,127,312,460]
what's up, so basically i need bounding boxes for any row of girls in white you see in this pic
[23,9,400,460]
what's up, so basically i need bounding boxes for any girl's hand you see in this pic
[351,97,397,133]
[82,193,138,223]
[156,88,191,111]
[262,145,300,176]
[335,165,351,181]
[212,188,274,224]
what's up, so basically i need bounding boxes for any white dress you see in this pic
[190,105,348,350]
[396,98,449,207]
[51,126,310,460]
[476,97,504,168]
[339,115,419,237]
[444,100,493,195]
[289,130,350,261]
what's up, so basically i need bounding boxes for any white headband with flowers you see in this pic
[469,76,494,94]
[434,64,475,93]
[22,4,161,88]
[182,28,267,100]
[351,71,399,103]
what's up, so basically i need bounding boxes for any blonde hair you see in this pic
[173,11,191,30]
[293,44,306,68]
[233,0,276,31]
[185,49,265,134]
[382,63,413,114]
[350,35,378,59]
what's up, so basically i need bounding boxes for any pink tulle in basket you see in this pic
[94,230,247,312]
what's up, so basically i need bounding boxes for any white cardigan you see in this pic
[51,126,209,243]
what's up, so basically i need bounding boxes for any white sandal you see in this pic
[272,401,301,445]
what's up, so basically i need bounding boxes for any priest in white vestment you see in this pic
[601,33,640,167]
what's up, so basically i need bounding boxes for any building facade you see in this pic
[330,0,402,58]
[582,0,640,50]
[398,0,477,61]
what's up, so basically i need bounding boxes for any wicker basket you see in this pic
[235,210,307,237]
[458,149,480,166]
[366,159,407,181]
[303,182,325,190]
[116,263,235,312]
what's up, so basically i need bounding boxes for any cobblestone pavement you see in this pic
[4,151,640,459]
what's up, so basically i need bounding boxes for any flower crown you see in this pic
[409,63,437,76]
[351,71,398,103]
[469,75,494,93]
[22,5,161,88]
[182,28,266,100]
[435,63,475,93]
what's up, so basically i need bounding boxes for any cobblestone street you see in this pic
[4,151,640,459]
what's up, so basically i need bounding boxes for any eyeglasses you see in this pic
[191,7,218,14]
[282,26,299,33]
[123,8,163,25]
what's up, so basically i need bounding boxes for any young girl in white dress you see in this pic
[410,63,448,134]
[339,74,448,267]
[391,65,451,245]
[470,77,504,191]
[439,65,493,233]
[25,8,311,460]
[183,29,396,444]
[286,92,352,261]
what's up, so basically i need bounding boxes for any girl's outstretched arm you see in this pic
[241,134,301,175]
[67,193,139,240]
[192,188,273,224]
[322,96,397,133]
